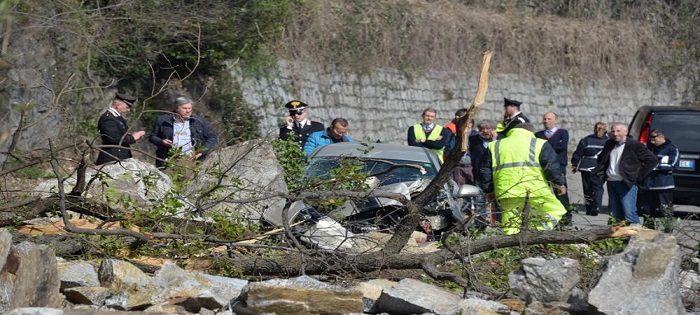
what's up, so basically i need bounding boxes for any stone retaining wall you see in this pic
[238,60,687,150]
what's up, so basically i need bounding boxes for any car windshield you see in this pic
[652,112,700,152]
[305,156,438,186]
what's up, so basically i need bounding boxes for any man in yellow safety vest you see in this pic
[407,107,452,163]
[476,123,568,234]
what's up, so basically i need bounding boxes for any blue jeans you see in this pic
[607,181,640,224]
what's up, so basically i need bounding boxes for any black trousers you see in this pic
[557,167,571,215]
[581,171,604,212]
[637,188,674,218]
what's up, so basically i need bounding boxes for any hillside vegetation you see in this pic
[1,0,698,147]
[277,0,697,90]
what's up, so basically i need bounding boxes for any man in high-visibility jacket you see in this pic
[476,123,567,234]
[407,107,451,163]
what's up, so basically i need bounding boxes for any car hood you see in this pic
[261,178,429,227]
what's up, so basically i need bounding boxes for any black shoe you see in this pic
[588,208,599,216]
[559,216,573,227]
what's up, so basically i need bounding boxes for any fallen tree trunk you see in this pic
[230,227,615,276]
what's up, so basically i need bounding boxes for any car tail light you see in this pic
[639,114,654,144]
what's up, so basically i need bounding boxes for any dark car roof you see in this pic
[635,105,700,112]
[309,143,439,165]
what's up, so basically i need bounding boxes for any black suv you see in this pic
[629,106,700,206]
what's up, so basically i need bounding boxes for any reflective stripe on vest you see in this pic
[493,138,541,171]
[489,133,550,199]
[413,124,445,163]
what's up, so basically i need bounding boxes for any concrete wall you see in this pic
[238,60,687,151]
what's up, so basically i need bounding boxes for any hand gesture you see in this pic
[554,184,567,196]
[189,152,203,162]
[133,130,146,140]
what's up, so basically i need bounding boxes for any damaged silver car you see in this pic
[263,143,486,248]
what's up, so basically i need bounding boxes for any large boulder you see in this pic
[0,233,62,313]
[191,139,288,224]
[151,261,248,312]
[98,259,156,310]
[34,158,173,210]
[372,278,462,315]
[588,230,685,315]
[233,275,363,314]
[508,257,581,304]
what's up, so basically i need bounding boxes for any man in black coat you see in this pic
[535,111,572,224]
[498,97,530,138]
[591,123,657,225]
[149,96,218,169]
[95,93,146,165]
[468,120,497,179]
[279,100,324,150]
[638,129,680,227]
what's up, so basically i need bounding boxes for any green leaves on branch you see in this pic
[87,0,302,85]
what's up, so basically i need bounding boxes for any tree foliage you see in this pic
[86,0,301,87]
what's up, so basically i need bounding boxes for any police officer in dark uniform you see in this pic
[279,100,324,150]
[95,93,146,165]
[638,129,679,228]
[499,98,530,138]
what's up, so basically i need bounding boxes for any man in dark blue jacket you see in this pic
[498,98,530,138]
[535,112,571,224]
[149,96,218,169]
[638,129,679,228]
[279,100,325,150]
[571,122,609,216]
[591,123,657,225]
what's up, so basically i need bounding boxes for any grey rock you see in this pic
[58,260,100,289]
[458,298,512,314]
[63,286,111,306]
[7,307,175,314]
[588,231,685,315]
[508,257,580,304]
[0,241,62,312]
[373,278,461,315]
[680,270,700,312]
[0,229,12,272]
[6,308,64,315]
[98,259,155,310]
[152,262,246,312]
[34,159,174,211]
[233,275,363,315]
[194,140,288,224]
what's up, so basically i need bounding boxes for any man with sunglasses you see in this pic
[303,117,354,156]
[279,100,324,150]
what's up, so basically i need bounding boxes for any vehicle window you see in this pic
[305,157,437,185]
[651,113,700,152]
[629,107,650,138]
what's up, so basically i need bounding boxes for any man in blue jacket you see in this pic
[303,118,354,156]
[638,129,679,228]
[535,111,572,225]
[149,96,218,169]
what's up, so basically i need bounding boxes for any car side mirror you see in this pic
[456,184,481,198]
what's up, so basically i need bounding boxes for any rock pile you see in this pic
[1,228,698,314]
